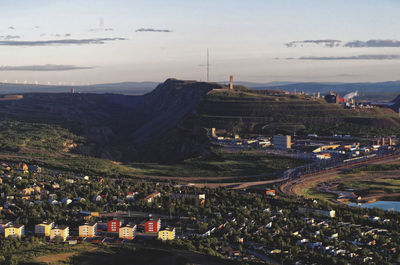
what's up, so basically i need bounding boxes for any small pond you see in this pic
[349,201,400,212]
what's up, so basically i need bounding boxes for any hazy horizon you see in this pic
[1,0,400,84]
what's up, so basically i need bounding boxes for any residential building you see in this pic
[61,198,72,205]
[22,186,41,196]
[126,191,138,201]
[145,219,161,233]
[172,193,206,200]
[107,220,122,233]
[35,221,55,236]
[5,224,24,238]
[93,195,102,202]
[158,227,175,241]
[50,226,69,241]
[266,190,276,196]
[298,207,336,218]
[145,192,160,203]
[0,220,12,233]
[119,223,137,240]
[79,223,97,237]
[18,162,29,173]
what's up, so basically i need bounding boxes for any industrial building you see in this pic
[273,135,291,149]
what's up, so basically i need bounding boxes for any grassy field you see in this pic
[29,243,230,265]
[301,163,400,202]
[130,150,307,179]
[336,178,400,197]
[301,186,337,201]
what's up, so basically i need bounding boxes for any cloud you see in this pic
[0,35,20,40]
[296,54,400,60]
[335,73,362,77]
[287,39,400,48]
[286,39,342,48]
[0,37,126,46]
[88,28,114,32]
[344,39,400,48]
[49,33,72,38]
[0,64,94,71]
[8,26,15,30]
[135,28,172,33]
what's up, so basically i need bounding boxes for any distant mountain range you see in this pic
[248,81,400,101]
[0,80,399,101]
[0,82,159,95]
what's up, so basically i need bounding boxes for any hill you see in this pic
[0,79,398,164]
[0,79,222,163]
[198,89,400,136]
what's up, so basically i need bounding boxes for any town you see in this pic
[0,160,398,264]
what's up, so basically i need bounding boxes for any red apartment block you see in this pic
[107,220,122,233]
[144,219,161,233]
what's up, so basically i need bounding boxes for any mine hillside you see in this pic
[0,78,398,163]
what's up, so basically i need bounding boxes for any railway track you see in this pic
[279,153,400,197]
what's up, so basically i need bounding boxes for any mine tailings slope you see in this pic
[197,89,400,136]
[0,79,398,164]
[0,79,224,163]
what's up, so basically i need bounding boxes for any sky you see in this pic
[1,0,400,84]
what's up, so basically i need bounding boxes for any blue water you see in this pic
[349,201,400,212]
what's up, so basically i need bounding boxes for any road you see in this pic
[192,178,287,189]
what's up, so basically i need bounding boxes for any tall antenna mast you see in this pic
[207,48,210,82]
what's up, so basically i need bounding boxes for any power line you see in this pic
[207,48,209,82]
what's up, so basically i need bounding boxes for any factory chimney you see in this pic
[229,75,234,90]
